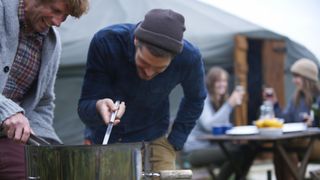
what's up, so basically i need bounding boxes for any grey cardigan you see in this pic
[184,97,233,152]
[0,0,61,142]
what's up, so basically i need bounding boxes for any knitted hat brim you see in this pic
[134,24,183,54]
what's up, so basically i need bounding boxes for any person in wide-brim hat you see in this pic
[268,58,320,180]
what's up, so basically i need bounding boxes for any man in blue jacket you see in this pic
[78,9,206,171]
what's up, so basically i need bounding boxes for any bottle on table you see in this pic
[259,100,274,119]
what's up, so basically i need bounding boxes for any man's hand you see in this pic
[96,98,126,125]
[2,113,31,143]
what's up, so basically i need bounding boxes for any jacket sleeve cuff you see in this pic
[167,130,187,151]
[0,96,24,122]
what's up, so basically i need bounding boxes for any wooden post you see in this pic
[234,35,249,126]
[262,40,286,108]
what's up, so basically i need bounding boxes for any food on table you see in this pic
[255,118,283,128]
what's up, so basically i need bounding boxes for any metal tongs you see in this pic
[102,100,120,145]
[27,133,51,146]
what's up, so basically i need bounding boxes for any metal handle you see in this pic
[142,170,192,180]
[159,170,193,180]
[102,100,120,145]
[109,100,120,124]
[28,176,40,180]
[27,134,51,146]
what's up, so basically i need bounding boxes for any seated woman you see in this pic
[183,66,255,180]
[264,58,320,180]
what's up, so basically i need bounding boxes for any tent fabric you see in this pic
[54,0,319,144]
[58,0,261,67]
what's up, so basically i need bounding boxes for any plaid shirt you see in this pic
[2,0,48,103]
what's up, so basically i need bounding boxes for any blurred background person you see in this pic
[183,66,255,180]
[266,58,320,127]
[263,58,320,180]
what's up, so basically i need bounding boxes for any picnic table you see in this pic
[199,127,320,180]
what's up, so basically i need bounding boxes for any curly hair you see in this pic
[39,0,89,18]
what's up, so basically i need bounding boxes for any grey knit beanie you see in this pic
[290,58,319,82]
[134,9,186,54]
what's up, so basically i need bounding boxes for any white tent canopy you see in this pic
[54,0,318,144]
[199,0,320,60]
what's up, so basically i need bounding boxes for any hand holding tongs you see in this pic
[102,100,120,145]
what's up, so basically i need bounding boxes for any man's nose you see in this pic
[51,15,67,27]
[144,68,155,77]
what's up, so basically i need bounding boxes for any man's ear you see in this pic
[134,38,138,46]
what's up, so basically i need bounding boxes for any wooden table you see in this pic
[199,128,320,180]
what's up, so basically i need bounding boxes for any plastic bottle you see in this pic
[259,100,274,119]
